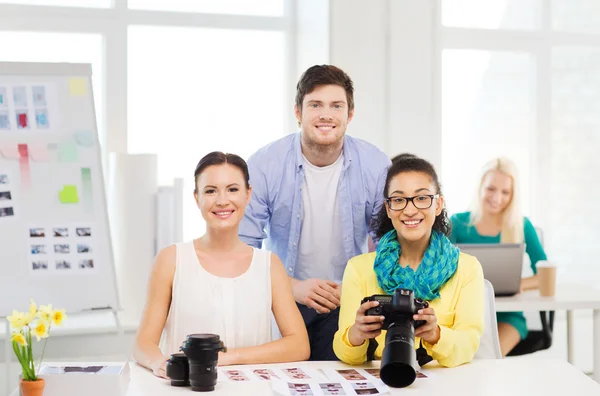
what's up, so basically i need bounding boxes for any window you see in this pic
[0,31,104,145]
[0,0,110,7]
[127,25,286,240]
[439,0,600,282]
[128,0,284,16]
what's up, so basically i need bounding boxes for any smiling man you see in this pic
[239,65,390,360]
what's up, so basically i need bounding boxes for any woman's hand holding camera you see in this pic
[348,300,385,346]
[413,307,441,345]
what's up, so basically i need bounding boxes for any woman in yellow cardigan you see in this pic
[333,155,484,368]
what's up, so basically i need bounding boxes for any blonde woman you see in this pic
[449,157,547,356]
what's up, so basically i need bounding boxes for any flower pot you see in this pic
[20,378,45,396]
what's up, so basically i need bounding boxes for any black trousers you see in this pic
[297,303,340,361]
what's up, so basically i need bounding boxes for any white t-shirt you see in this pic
[294,153,346,283]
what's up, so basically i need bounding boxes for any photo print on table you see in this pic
[223,369,249,382]
[320,383,346,395]
[336,369,366,381]
[0,191,10,201]
[78,259,94,269]
[363,369,380,379]
[288,383,313,396]
[252,369,280,380]
[282,368,312,380]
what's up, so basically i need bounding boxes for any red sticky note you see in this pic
[18,113,28,128]
[18,144,29,157]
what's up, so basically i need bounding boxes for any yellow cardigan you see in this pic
[333,252,484,368]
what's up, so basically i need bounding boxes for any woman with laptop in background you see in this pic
[449,157,547,356]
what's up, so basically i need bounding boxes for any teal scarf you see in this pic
[373,229,459,301]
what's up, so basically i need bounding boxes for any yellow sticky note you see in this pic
[68,78,87,96]
[59,185,79,204]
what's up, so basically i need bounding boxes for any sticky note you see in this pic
[68,78,87,96]
[59,185,79,204]
[58,141,78,162]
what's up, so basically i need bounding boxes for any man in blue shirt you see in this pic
[239,65,390,360]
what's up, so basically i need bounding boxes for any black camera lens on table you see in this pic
[362,288,429,388]
[165,333,227,392]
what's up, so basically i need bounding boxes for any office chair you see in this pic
[507,226,554,356]
[475,279,502,359]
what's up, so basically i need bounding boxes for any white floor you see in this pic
[0,311,596,396]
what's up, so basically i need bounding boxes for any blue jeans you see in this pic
[296,303,340,361]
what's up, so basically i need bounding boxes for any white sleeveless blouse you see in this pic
[161,241,273,356]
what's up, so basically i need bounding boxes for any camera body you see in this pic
[362,288,428,330]
[361,288,430,389]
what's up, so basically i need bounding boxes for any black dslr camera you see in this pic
[361,289,429,388]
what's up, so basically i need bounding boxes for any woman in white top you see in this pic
[134,152,310,378]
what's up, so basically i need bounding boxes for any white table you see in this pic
[495,283,600,381]
[11,359,597,396]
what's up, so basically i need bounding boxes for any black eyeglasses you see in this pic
[385,194,440,211]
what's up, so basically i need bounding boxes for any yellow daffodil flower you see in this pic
[52,309,67,326]
[11,332,27,346]
[7,310,27,331]
[38,304,53,322]
[29,299,37,315]
[33,321,49,341]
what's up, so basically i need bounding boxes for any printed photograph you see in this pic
[30,245,46,254]
[351,382,375,390]
[364,369,380,379]
[76,227,92,237]
[283,368,311,380]
[0,191,10,201]
[32,260,48,270]
[224,370,249,381]
[29,228,45,237]
[16,111,29,129]
[355,389,379,395]
[252,369,279,380]
[0,207,14,217]
[320,383,346,395]
[54,244,70,254]
[35,109,49,129]
[32,86,47,107]
[53,227,68,237]
[288,383,313,396]
[0,112,9,129]
[13,86,27,107]
[79,259,94,269]
[56,260,71,270]
[337,369,366,381]
[0,174,8,184]
[77,244,91,253]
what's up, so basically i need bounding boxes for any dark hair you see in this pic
[295,65,354,113]
[391,152,418,163]
[193,151,250,192]
[372,156,451,239]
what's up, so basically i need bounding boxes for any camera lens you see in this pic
[380,319,417,388]
[166,353,189,386]
[180,334,226,392]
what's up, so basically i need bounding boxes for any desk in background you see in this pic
[495,283,600,382]
[12,359,597,396]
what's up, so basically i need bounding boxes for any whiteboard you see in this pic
[0,62,119,316]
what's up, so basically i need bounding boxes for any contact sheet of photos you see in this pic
[218,367,431,395]
[27,224,95,273]
[0,172,16,219]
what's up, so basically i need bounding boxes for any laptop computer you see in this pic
[457,243,525,297]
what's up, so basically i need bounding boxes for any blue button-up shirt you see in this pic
[239,133,390,279]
